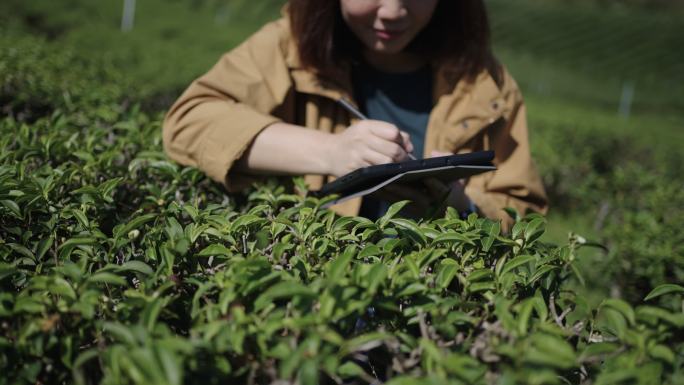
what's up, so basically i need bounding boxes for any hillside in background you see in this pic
[2,0,682,112]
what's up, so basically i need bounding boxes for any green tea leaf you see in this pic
[36,236,54,260]
[103,322,137,345]
[87,272,127,286]
[254,281,315,311]
[503,207,520,222]
[468,281,495,293]
[8,243,34,260]
[337,361,367,378]
[13,297,45,314]
[377,200,410,228]
[119,261,155,276]
[500,255,535,277]
[636,306,684,327]
[390,218,427,246]
[467,269,493,282]
[579,342,620,361]
[517,298,536,336]
[230,214,265,231]
[397,283,427,297]
[523,217,546,243]
[114,213,156,239]
[1,199,22,218]
[433,232,476,246]
[298,359,318,385]
[644,284,684,301]
[436,263,458,289]
[197,244,232,257]
[358,244,382,259]
[528,265,558,285]
[57,237,98,259]
[341,332,390,354]
[649,344,675,364]
[598,308,627,339]
[600,298,635,326]
[525,333,577,369]
[365,263,387,294]
[0,263,17,282]
[49,277,77,300]
[70,208,90,229]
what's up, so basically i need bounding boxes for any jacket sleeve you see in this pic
[465,71,548,229]
[162,21,291,191]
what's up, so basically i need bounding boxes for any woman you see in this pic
[163,0,548,228]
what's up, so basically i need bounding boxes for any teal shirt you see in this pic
[352,63,433,219]
[352,63,432,159]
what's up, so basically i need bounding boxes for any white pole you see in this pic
[618,81,634,120]
[121,0,136,32]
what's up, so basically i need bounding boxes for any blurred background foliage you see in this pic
[1,0,682,308]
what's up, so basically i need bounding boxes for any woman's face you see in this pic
[340,0,439,55]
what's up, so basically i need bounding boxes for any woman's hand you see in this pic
[324,120,414,177]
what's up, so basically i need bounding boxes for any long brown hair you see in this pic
[289,0,502,85]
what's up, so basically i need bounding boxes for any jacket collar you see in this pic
[284,33,357,103]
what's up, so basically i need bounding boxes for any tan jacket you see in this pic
[163,17,548,227]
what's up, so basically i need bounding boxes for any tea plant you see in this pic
[1,107,683,383]
[532,121,684,304]
[1,6,684,384]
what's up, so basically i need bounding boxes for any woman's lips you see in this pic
[374,28,404,40]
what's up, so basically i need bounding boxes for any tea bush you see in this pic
[490,0,684,302]
[532,121,684,304]
[0,34,128,123]
[0,0,286,108]
[2,36,684,385]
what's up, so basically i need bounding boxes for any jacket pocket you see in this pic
[445,115,506,154]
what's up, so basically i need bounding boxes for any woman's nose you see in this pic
[377,0,408,20]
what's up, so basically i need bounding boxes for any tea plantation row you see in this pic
[1,28,684,385]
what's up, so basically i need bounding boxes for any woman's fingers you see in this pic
[366,136,408,162]
[430,150,452,158]
[335,120,417,173]
[367,120,414,153]
[367,121,402,141]
[400,131,414,154]
[362,148,395,166]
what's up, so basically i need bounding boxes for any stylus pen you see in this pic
[338,98,417,160]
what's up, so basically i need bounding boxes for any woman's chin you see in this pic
[368,42,409,55]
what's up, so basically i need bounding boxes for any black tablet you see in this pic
[312,151,496,200]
